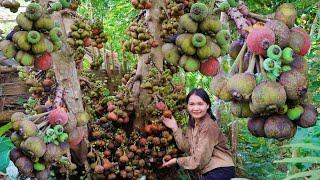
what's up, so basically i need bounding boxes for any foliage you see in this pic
[78,0,139,69]
[0,137,14,173]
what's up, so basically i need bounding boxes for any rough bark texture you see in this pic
[51,12,91,178]
[133,0,165,129]
[37,1,90,178]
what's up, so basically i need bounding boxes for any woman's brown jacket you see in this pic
[174,114,234,174]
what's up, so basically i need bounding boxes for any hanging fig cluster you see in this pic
[211,3,317,140]
[0,3,63,70]
[159,0,197,41]
[9,107,90,179]
[162,2,230,76]
[131,0,152,9]
[123,16,158,54]
[0,0,20,13]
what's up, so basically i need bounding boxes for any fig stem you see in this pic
[230,42,247,75]
[37,120,49,130]
[245,53,256,74]
[29,111,51,122]
[255,57,260,74]
[259,55,268,80]
[248,12,275,22]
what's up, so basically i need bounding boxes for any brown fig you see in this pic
[297,104,318,128]
[264,115,297,140]
[247,117,266,137]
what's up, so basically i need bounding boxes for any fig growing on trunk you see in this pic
[68,127,84,146]
[250,81,287,114]
[20,136,46,159]
[279,70,308,100]
[199,57,220,76]
[18,120,38,139]
[210,73,231,101]
[289,27,311,56]
[296,103,318,128]
[48,107,68,125]
[231,102,254,118]
[227,54,256,102]
[43,143,62,162]
[264,115,297,140]
[247,117,266,137]
[15,156,34,176]
[10,148,24,162]
[275,3,297,28]
[246,27,275,55]
[265,20,290,48]
[35,169,50,180]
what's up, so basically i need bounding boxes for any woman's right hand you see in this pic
[161,116,178,131]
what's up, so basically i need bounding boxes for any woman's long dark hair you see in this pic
[186,88,216,128]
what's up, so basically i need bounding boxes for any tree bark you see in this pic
[133,0,165,129]
[38,1,90,177]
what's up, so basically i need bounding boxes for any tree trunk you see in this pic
[51,12,91,178]
[38,1,90,177]
[133,0,165,129]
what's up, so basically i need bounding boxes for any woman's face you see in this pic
[187,94,209,120]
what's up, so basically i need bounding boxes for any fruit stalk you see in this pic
[230,42,247,75]
[259,55,268,80]
[245,53,256,74]
[248,12,275,22]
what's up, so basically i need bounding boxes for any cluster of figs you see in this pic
[87,66,186,179]
[158,0,198,40]
[0,2,63,70]
[212,3,318,140]
[9,106,91,179]
[162,2,230,76]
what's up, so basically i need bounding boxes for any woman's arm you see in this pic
[172,127,190,153]
[162,116,190,153]
[177,126,219,170]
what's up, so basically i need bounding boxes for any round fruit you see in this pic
[289,27,310,56]
[246,27,275,55]
[265,20,290,48]
[199,57,219,76]
[192,33,206,48]
[281,47,294,65]
[267,45,282,60]
[190,3,208,22]
[296,104,318,128]
[275,3,297,28]
[247,117,266,137]
[27,31,41,44]
[48,107,68,125]
[264,115,297,140]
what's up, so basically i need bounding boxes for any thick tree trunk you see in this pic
[51,12,91,178]
[133,0,165,129]
[38,1,90,178]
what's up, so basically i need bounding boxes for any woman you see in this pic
[161,88,235,180]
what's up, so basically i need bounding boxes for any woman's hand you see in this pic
[162,158,177,168]
[161,116,178,131]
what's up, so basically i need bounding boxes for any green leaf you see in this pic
[281,143,320,151]
[274,157,320,164]
[283,169,320,180]
[0,123,12,136]
[0,137,14,172]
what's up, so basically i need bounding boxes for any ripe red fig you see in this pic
[48,107,68,125]
[246,27,275,55]
[34,52,52,71]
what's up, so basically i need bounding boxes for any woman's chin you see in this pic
[191,114,205,120]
